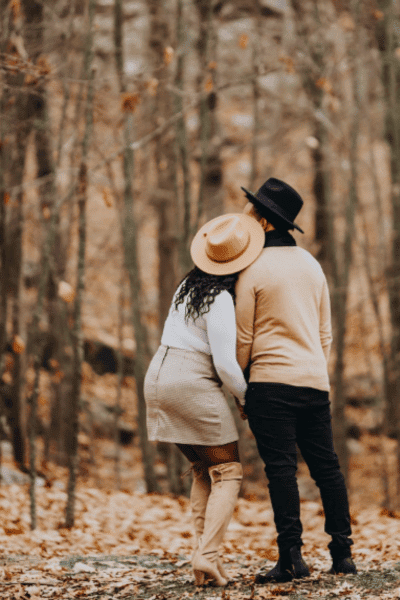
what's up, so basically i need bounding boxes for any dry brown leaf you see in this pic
[146,77,159,96]
[238,34,249,49]
[315,77,333,94]
[121,92,140,113]
[12,335,26,354]
[339,11,355,31]
[164,46,174,65]
[58,281,75,303]
[279,55,295,74]
[102,187,113,207]
[204,74,213,93]
[36,55,52,75]
[11,0,21,21]
[42,205,51,219]
[1,371,12,385]
[373,9,384,20]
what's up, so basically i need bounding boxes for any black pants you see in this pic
[245,382,353,555]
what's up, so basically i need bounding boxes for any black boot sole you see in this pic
[255,571,293,584]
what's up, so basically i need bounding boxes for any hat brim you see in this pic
[190,214,265,275]
[241,187,304,234]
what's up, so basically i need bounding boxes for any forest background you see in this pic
[1,1,400,595]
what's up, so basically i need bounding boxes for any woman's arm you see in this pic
[235,269,256,374]
[206,291,247,404]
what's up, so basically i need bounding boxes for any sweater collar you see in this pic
[264,229,297,248]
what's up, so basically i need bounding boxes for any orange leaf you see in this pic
[316,77,333,94]
[5,354,14,371]
[204,74,213,93]
[10,0,21,21]
[48,358,59,370]
[1,372,12,385]
[373,9,384,20]
[121,92,140,113]
[279,55,295,74]
[12,335,25,354]
[36,55,52,75]
[339,11,355,31]
[3,192,10,205]
[53,369,65,383]
[42,205,51,219]
[238,33,249,49]
[164,46,174,65]
[102,187,113,207]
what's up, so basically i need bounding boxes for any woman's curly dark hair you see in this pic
[174,266,239,322]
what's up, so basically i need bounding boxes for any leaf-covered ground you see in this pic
[0,484,400,599]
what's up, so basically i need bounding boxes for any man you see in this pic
[235,177,356,583]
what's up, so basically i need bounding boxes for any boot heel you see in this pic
[192,551,227,586]
[193,569,205,586]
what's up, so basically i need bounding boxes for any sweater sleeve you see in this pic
[205,291,247,403]
[319,277,333,363]
[235,268,256,374]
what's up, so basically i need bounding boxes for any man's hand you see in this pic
[234,397,248,420]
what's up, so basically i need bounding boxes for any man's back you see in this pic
[235,245,332,391]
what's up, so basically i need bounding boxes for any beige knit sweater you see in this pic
[235,246,332,392]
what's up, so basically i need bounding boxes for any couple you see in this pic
[144,178,356,587]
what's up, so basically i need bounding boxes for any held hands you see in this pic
[234,397,248,420]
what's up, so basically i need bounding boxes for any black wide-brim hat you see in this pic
[241,177,304,233]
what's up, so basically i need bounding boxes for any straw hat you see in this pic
[190,213,265,275]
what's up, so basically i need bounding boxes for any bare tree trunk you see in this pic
[114,273,124,490]
[148,0,187,494]
[249,0,263,190]
[291,0,361,482]
[175,0,192,275]
[194,0,223,225]
[114,0,159,493]
[148,0,180,327]
[376,1,400,502]
[65,0,96,528]
[331,2,361,483]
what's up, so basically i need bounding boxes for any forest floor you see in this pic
[0,459,400,600]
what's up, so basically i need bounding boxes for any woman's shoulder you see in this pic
[207,289,234,312]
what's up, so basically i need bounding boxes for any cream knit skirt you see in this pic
[144,345,239,445]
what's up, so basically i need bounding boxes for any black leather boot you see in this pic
[329,551,357,575]
[255,546,310,584]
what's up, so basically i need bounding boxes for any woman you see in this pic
[144,213,264,587]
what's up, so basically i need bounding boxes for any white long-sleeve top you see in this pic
[161,288,247,403]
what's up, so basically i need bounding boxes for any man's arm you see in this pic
[235,269,256,375]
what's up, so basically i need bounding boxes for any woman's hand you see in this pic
[234,397,248,421]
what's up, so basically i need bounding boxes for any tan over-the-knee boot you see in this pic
[192,462,243,586]
[190,463,228,585]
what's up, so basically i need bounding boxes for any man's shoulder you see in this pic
[295,247,325,272]
[239,245,326,278]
